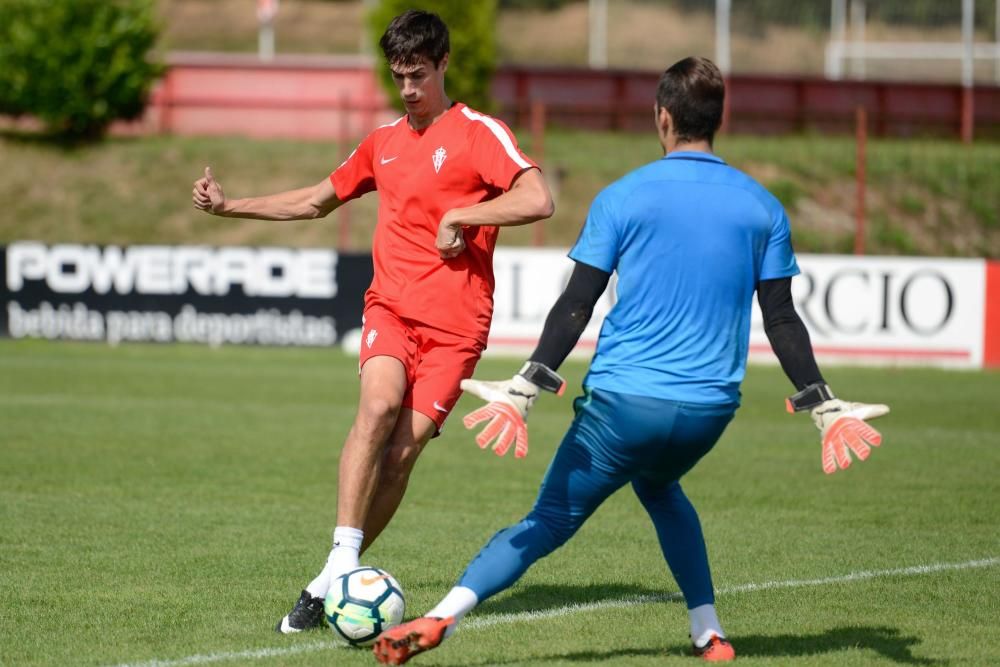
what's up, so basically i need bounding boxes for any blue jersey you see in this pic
[569,151,799,405]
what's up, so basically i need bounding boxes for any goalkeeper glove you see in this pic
[460,361,565,459]
[786,383,890,474]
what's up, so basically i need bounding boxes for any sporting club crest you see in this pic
[432,146,447,173]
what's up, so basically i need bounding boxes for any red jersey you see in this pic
[330,102,536,345]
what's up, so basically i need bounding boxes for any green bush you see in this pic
[0,0,162,141]
[367,0,498,113]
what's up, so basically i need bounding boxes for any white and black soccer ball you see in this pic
[324,566,405,647]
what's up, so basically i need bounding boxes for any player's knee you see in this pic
[355,397,401,433]
[633,478,684,508]
[525,510,576,553]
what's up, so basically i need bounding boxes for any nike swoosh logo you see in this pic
[433,401,449,413]
[360,574,390,586]
[380,155,398,165]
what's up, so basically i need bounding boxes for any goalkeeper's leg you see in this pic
[384,514,565,655]
[630,400,735,658]
[396,415,631,637]
[458,417,629,600]
[634,480,726,648]
[375,422,629,664]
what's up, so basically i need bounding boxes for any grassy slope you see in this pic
[1,131,997,256]
[1,340,998,666]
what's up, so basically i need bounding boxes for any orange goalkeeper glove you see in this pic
[787,383,890,474]
[460,362,565,459]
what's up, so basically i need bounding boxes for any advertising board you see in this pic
[1,242,371,347]
[489,248,998,369]
[3,242,996,368]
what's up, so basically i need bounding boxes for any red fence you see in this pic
[147,53,395,139]
[495,66,1000,138]
[145,53,999,140]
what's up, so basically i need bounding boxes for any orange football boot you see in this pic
[372,616,453,665]
[692,634,735,662]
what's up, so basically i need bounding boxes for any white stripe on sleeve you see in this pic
[461,107,532,170]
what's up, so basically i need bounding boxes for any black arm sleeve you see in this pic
[528,261,611,371]
[758,277,825,390]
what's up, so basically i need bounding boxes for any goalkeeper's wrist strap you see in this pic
[518,361,566,395]
[785,382,835,413]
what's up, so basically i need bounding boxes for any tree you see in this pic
[0,0,162,141]
[367,0,498,113]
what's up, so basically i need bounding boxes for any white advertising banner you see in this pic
[750,255,986,368]
[489,247,610,356]
[488,248,988,369]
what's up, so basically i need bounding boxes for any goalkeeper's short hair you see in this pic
[655,57,725,146]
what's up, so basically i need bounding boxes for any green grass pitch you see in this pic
[1,339,998,666]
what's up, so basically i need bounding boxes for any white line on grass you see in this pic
[109,556,998,667]
[462,556,1000,630]
[110,642,341,667]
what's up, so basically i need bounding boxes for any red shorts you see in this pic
[359,306,484,431]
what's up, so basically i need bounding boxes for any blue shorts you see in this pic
[539,386,737,494]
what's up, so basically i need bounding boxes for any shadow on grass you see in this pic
[456,647,663,665]
[728,626,941,665]
[448,625,939,665]
[473,582,681,616]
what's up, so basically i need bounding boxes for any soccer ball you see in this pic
[324,566,405,647]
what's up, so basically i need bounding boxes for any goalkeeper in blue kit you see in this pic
[373,57,889,665]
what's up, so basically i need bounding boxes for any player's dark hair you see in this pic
[379,10,450,68]
[655,57,725,144]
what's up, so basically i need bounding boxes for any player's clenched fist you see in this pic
[436,211,466,259]
[192,166,226,215]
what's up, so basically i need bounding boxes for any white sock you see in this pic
[425,586,479,638]
[304,527,364,599]
[689,603,725,647]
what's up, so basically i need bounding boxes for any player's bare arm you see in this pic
[192,167,343,220]
[436,168,554,258]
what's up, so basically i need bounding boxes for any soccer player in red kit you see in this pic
[192,10,553,633]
